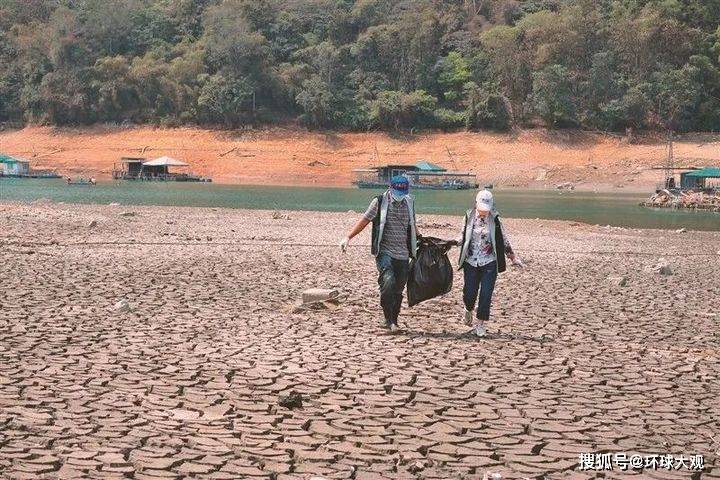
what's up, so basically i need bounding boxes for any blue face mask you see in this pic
[391,191,407,202]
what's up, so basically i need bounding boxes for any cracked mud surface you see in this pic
[1,202,719,479]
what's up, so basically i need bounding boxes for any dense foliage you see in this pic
[1,0,719,132]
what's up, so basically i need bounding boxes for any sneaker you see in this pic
[388,323,400,333]
[380,319,389,328]
[463,308,474,326]
[473,324,486,337]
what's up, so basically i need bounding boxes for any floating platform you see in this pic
[641,189,720,212]
[354,181,477,190]
[353,161,478,191]
[0,172,62,179]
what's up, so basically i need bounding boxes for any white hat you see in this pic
[475,189,494,211]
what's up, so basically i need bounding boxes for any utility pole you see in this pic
[664,131,674,189]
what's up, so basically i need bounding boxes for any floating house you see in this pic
[0,155,30,176]
[679,167,720,191]
[112,156,211,182]
[0,154,60,178]
[352,161,478,190]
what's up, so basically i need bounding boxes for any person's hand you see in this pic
[509,254,524,268]
[340,236,350,253]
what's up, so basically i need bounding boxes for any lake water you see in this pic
[1,178,718,231]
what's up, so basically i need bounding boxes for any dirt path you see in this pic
[2,126,719,190]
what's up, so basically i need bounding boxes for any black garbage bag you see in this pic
[407,236,454,307]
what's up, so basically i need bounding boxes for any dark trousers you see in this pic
[463,261,498,321]
[376,253,410,324]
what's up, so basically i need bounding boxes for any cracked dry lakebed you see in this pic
[0,202,719,479]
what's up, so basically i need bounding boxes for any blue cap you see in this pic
[390,174,410,196]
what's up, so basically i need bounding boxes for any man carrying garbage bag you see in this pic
[340,175,419,332]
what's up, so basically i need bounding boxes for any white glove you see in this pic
[510,255,525,268]
[340,236,350,253]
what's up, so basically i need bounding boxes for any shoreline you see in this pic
[2,125,719,191]
[1,175,654,194]
[1,199,718,234]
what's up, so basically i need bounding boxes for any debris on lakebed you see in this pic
[278,391,303,409]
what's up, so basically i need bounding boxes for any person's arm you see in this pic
[347,218,370,241]
[453,227,463,246]
[451,212,467,246]
[341,198,377,252]
[500,221,523,266]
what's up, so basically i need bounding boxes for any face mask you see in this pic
[391,192,407,202]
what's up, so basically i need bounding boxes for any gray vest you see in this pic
[371,191,418,259]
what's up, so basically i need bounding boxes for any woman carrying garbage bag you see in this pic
[456,189,523,337]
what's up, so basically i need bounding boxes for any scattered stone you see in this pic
[347,210,355,214]
[113,299,131,313]
[644,259,672,275]
[278,391,303,409]
[308,160,328,167]
[409,461,427,473]
[108,202,120,206]
[119,211,136,217]
[88,220,98,228]
[302,288,339,304]
[556,182,575,190]
[272,211,290,220]
[676,228,687,233]
[606,275,628,287]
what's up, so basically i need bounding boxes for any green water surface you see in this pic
[1,178,717,231]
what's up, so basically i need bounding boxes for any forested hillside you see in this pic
[1,0,719,132]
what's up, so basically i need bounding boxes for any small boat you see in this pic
[66,177,97,186]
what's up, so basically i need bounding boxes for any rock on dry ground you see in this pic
[0,202,719,480]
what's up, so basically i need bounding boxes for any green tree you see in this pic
[197,73,254,126]
[295,75,336,128]
[463,82,511,131]
[531,64,577,127]
[367,89,437,130]
[92,56,140,121]
[435,52,471,102]
[480,25,531,123]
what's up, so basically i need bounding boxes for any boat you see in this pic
[352,161,479,190]
[66,177,97,186]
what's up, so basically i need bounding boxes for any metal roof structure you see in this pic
[415,161,446,172]
[683,167,720,178]
[143,156,189,167]
[0,154,21,164]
